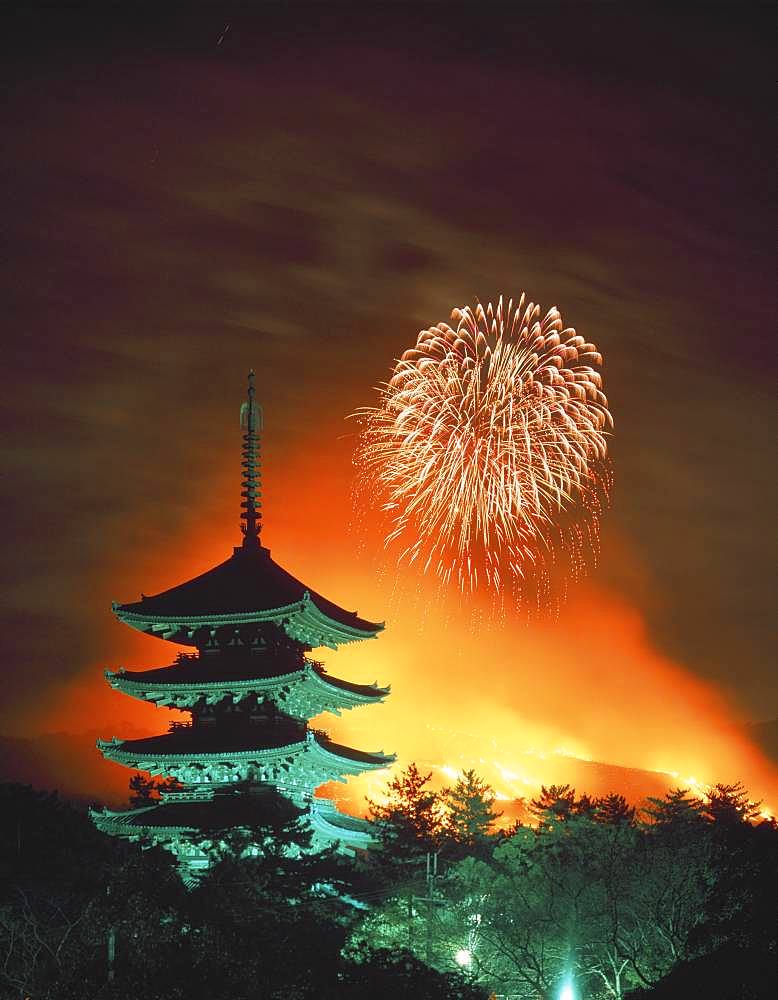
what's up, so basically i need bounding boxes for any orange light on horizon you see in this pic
[35,432,778,819]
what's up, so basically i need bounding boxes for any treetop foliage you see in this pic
[442,769,502,848]
[367,763,503,861]
[0,782,485,1000]
[356,766,777,1000]
[2,770,774,1000]
[368,762,442,852]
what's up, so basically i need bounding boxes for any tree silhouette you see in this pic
[128,772,156,807]
[594,792,635,826]
[442,769,501,850]
[643,786,705,829]
[368,762,443,854]
[529,783,577,824]
[128,772,182,807]
[704,781,762,826]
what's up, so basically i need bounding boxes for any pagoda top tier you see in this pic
[113,544,382,649]
[112,372,383,650]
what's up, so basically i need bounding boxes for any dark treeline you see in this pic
[0,782,483,1000]
[1,770,776,1000]
[361,768,778,998]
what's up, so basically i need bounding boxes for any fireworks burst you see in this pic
[354,293,613,597]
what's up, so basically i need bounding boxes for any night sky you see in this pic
[2,6,776,806]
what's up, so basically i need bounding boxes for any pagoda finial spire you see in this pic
[239,370,263,549]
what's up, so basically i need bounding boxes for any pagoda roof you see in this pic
[92,786,301,833]
[109,656,386,698]
[105,659,389,718]
[315,735,395,768]
[101,722,307,756]
[91,790,375,851]
[109,654,297,685]
[97,728,395,771]
[310,799,373,835]
[113,544,383,649]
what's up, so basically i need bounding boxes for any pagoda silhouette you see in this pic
[92,372,394,878]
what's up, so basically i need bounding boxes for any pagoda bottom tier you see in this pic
[90,786,374,882]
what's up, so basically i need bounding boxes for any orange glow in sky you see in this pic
[44,431,778,816]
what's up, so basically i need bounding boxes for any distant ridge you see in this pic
[2,730,669,810]
[4,726,771,813]
[0,729,154,807]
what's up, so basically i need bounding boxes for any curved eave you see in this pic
[112,591,381,650]
[306,666,390,713]
[90,805,196,837]
[96,734,309,770]
[96,731,395,777]
[91,802,374,849]
[312,735,395,772]
[105,662,390,716]
[309,800,375,847]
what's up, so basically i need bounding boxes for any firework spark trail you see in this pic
[355,293,613,598]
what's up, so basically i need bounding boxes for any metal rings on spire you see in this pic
[239,370,263,547]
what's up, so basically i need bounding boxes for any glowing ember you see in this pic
[355,293,612,597]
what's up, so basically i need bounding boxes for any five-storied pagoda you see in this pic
[92,372,394,878]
